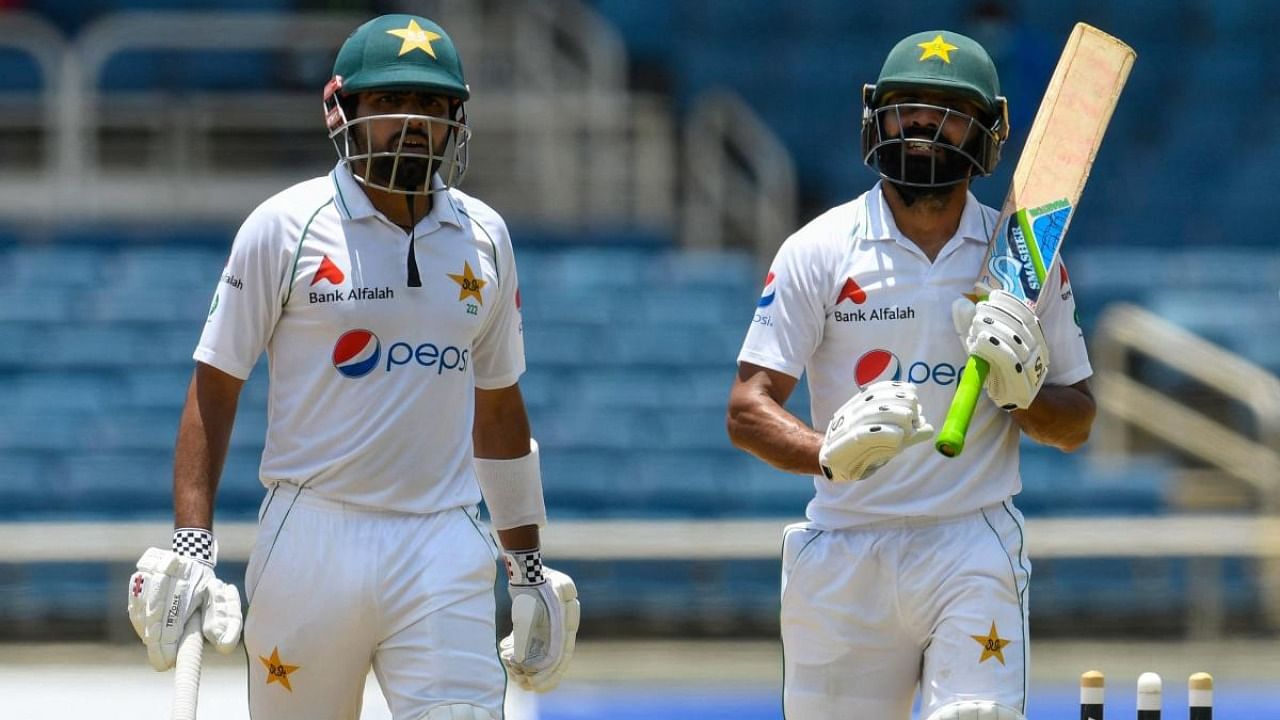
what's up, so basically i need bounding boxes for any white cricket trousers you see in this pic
[243,485,505,720]
[780,501,1030,720]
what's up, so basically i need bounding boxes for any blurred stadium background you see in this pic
[1,0,1278,717]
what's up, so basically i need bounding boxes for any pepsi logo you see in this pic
[854,349,964,389]
[757,271,777,308]
[854,349,901,388]
[333,329,381,378]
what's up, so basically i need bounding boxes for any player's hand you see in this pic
[819,380,935,483]
[953,290,1049,410]
[127,547,242,671]
[500,550,580,692]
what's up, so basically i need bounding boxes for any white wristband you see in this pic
[475,439,547,531]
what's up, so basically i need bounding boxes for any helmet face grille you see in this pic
[328,111,471,195]
[860,100,1006,187]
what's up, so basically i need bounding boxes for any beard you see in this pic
[875,133,982,206]
[368,154,433,192]
[876,141,974,188]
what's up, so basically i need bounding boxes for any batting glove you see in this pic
[499,548,580,693]
[819,380,935,483]
[953,289,1049,410]
[127,529,242,671]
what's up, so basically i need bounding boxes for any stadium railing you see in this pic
[3,514,1278,640]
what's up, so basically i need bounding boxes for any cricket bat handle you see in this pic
[172,614,205,720]
[935,355,990,457]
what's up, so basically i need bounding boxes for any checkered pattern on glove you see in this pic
[172,528,217,568]
[503,548,545,586]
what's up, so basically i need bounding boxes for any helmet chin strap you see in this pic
[404,193,422,287]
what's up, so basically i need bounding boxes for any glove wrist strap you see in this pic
[172,527,217,568]
[503,547,545,587]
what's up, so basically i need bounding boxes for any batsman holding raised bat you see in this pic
[125,14,579,719]
[729,28,1113,719]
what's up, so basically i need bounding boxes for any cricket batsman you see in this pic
[126,14,579,719]
[727,30,1096,719]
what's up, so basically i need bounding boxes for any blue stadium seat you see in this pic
[8,371,114,411]
[99,49,277,92]
[0,409,83,448]
[1019,447,1170,517]
[585,0,676,67]
[116,247,224,288]
[62,450,172,515]
[0,452,49,517]
[123,367,193,408]
[0,49,44,92]
[82,284,208,322]
[6,246,111,288]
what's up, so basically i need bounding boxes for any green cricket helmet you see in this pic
[861,30,1010,188]
[324,14,472,195]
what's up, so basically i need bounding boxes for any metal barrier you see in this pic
[0,5,673,229]
[1090,301,1280,634]
[681,89,797,261]
[3,515,1277,641]
[1091,302,1280,510]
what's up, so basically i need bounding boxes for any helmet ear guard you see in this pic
[323,75,348,133]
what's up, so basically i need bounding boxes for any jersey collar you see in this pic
[330,163,464,229]
[860,181,990,246]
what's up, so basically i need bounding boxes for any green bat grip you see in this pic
[935,355,990,457]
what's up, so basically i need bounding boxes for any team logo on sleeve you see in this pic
[757,272,777,308]
[332,329,382,378]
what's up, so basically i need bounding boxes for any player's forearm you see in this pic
[1011,381,1096,452]
[497,525,540,551]
[727,399,824,476]
[173,364,243,529]
[473,384,532,459]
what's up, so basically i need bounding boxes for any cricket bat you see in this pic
[935,23,1135,458]
[171,615,205,720]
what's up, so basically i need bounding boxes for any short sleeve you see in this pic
[193,205,288,379]
[736,233,828,379]
[471,223,525,390]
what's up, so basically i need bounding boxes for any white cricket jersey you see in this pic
[738,182,1091,529]
[196,164,525,514]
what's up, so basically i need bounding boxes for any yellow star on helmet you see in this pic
[917,34,959,63]
[386,19,442,58]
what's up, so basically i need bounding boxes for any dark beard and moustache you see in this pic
[876,130,977,205]
[362,130,444,192]
[369,154,433,192]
